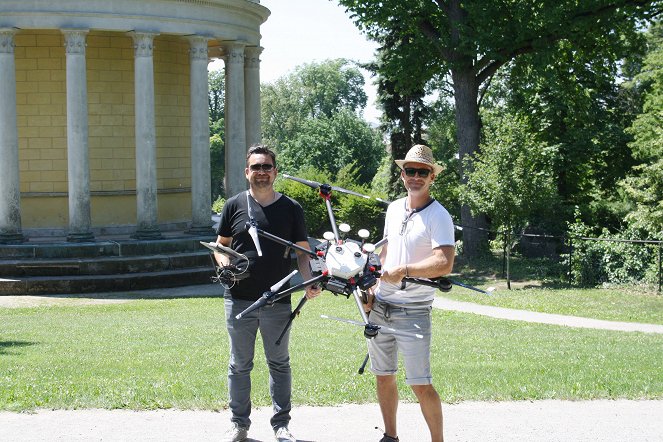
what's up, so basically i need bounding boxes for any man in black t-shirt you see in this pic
[214,145,320,442]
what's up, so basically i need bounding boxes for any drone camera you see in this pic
[357,273,378,291]
[326,277,350,295]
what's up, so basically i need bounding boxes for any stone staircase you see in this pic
[0,235,218,295]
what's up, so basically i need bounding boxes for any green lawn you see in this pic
[1,289,662,411]
[444,286,663,325]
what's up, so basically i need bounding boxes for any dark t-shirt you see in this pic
[216,191,308,302]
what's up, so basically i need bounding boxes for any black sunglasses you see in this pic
[403,167,432,178]
[249,163,275,172]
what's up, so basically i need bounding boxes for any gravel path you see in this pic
[1,400,662,441]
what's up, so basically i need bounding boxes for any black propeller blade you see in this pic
[282,174,390,207]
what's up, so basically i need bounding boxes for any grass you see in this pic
[1,290,662,411]
[450,254,663,324]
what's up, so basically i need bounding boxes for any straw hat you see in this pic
[394,144,444,175]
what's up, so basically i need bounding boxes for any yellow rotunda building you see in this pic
[0,0,268,243]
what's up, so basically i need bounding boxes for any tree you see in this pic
[278,108,385,184]
[337,0,662,256]
[620,20,663,235]
[209,70,225,199]
[261,59,384,184]
[462,111,559,235]
[262,58,368,150]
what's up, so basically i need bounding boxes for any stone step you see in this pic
[0,267,217,296]
[0,236,215,259]
[0,251,213,277]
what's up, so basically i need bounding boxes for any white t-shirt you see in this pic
[376,197,455,305]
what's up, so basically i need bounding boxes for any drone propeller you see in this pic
[320,314,423,339]
[246,221,263,257]
[282,174,390,206]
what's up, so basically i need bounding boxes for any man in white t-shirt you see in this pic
[368,144,455,442]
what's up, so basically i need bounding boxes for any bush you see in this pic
[211,196,226,214]
[567,218,660,287]
[274,166,387,240]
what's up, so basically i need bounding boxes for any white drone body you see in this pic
[321,226,374,280]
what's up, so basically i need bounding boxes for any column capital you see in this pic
[244,46,263,69]
[128,31,159,58]
[222,41,247,66]
[62,29,89,55]
[188,35,211,61]
[0,28,17,54]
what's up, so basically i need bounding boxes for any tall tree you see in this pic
[261,58,368,150]
[261,59,384,183]
[337,0,662,256]
[620,20,663,234]
[208,70,225,199]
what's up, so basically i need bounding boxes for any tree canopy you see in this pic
[337,0,662,256]
[261,59,384,184]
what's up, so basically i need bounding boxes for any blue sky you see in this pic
[210,0,380,122]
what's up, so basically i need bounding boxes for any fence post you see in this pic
[506,231,511,290]
[658,244,661,294]
[502,230,507,279]
[568,236,573,286]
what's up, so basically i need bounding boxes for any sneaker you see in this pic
[274,426,296,442]
[379,433,399,442]
[221,422,248,442]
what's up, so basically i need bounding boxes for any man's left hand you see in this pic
[305,284,322,299]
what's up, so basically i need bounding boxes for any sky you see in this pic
[209,0,381,122]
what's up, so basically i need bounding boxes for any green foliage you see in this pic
[334,163,387,240]
[278,108,385,184]
[274,168,335,236]
[339,0,658,254]
[274,165,387,239]
[210,133,224,200]
[211,196,225,214]
[567,215,661,288]
[460,111,558,233]
[209,70,225,200]
[620,20,663,235]
[262,60,384,185]
[208,69,224,122]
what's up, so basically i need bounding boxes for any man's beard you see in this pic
[251,177,272,189]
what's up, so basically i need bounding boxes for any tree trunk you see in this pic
[452,68,489,258]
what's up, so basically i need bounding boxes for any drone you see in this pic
[201,174,493,355]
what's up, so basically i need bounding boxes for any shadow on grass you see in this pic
[0,340,37,355]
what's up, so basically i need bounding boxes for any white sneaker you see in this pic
[221,422,248,442]
[274,426,296,442]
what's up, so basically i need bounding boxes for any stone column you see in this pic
[223,42,247,198]
[130,32,162,239]
[0,29,24,244]
[63,29,94,242]
[244,46,262,149]
[187,36,213,235]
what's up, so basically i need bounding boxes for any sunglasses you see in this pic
[403,167,432,178]
[249,163,275,172]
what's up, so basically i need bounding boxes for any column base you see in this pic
[67,231,95,243]
[186,224,215,236]
[132,227,163,240]
[0,232,26,244]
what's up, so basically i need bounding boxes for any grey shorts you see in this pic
[367,301,433,385]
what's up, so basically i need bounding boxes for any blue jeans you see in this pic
[224,297,292,430]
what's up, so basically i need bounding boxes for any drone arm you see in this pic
[323,198,340,242]
[254,227,318,258]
